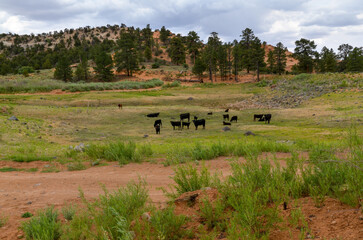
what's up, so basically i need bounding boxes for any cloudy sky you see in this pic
[0,0,362,51]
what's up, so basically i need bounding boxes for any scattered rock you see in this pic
[21,122,27,125]
[142,212,151,222]
[74,143,85,152]
[26,201,32,205]
[309,214,316,218]
[34,183,41,187]
[8,116,19,121]
[187,97,194,100]
[201,187,212,191]
[143,134,149,138]
[222,127,231,131]
[244,131,255,136]
[312,114,316,116]
[331,220,337,225]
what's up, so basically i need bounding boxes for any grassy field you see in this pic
[0,72,362,239]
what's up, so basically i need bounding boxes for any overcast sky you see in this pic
[0,0,362,51]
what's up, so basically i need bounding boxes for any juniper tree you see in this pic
[114,28,139,76]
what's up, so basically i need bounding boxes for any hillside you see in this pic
[0,24,297,81]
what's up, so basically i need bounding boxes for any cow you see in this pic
[147,112,160,118]
[180,113,190,122]
[154,119,162,127]
[118,104,122,109]
[194,116,198,120]
[170,121,182,130]
[207,112,213,115]
[230,116,238,122]
[223,121,231,125]
[155,124,161,134]
[193,119,205,130]
[225,109,229,112]
[223,114,229,121]
[253,114,264,121]
[263,114,272,124]
[182,122,191,129]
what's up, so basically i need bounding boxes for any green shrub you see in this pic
[22,206,61,240]
[67,161,86,171]
[170,164,221,196]
[21,212,33,218]
[150,207,189,240]
[61,205,76,221]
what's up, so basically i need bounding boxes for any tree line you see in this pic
[0,24,362,82]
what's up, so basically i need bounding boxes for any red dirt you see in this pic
[1,155,361,239]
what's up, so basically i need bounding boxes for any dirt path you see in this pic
[0,158,232,239]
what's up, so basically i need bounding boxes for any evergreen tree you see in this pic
[318,47,337,73]
[186,31,202,64]
[273,42,287,75]
[94,50,113,81]
[144,46,152,61]
[159,26,170,44]
[203,32,221,82]
[240,28,255,73]
[217,43,228,80]
[75,52,89,81]
[192,57,207,81]
[232,40,242,82]
[293,38,317,73]
[250,38,266,81]
[167,35,186,65]
[54,55,72,81]
[267,50,275,73]
[337,44,353,72]
[114,28,139,76]
[346,47,363,72]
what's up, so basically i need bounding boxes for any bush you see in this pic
[22,207,61,240]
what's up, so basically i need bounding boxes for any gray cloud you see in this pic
[0,0,362,51]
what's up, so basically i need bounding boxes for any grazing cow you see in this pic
[230,116,238,122]
[194,116,198,120]
[182,122,191,129]
[207,112,213,115]
[118,104,122,109]
[223,121,231,125]
[147,112,160,118]
[223,114,229,121]
[155,124,161,134]
[193,119,205,130]
[170,121,181,130]
[225,109,229,112]
[154,119,162,127]
[253,114,264,121]
[180,113,190,122]
[263,114,272,124]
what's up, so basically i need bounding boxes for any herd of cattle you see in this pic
[144,109,272,134]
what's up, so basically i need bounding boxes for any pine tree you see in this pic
[293,38,317,73]
[240,28,255,73]
[346,47,363,72]
[159,26,170,44]
[267,50,275,73]
[54,55,72,81]
[203,32,221,82]
[186,31,202,64]
[273,42,287,75]
[114,28,139,76]
[94,50,113,81]
[167,35,186,65]
[232,40,242,82]
[192,57,207,81]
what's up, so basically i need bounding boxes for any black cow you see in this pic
[154,119,162,127]
[207,112,213,115]
[253,114,264,121]
[193,119,205,130]
[263,114,272,124]
[155,124,161,134]
[170,121,181,130]
[194,116,198,120]
[223,121,231,125]
[180,113,190,122]
[223,114,229,121]
[225,109,229,112]
[147,112,160,118]
[182,122,191,129]
[230,116,238,122]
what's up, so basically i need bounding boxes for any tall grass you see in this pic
[22,207,61,240]
[164,139,293,166]
[0,77,163,93]
[85,141,153,166]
